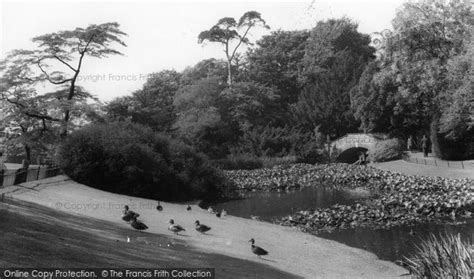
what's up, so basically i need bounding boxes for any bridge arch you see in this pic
[336,147,368,164]
[329,133,388,162]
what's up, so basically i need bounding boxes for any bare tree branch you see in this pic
[36,61,72,85]
[53,55,77,72]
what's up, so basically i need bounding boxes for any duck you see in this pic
[130,217,148,231]
[187,205,192,211]
[156,201,163,211]
[122,205,140,222]
[248,238,268,258]
[194,220,211,234]
[168,219,186,235]
[208,207,215,214]
[221,209,227,216]
[216,211,221,218]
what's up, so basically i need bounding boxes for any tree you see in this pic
[173,77,225,138]
[0,89,57,162]
[374,0,473,157]
[1,22,127,140]
[106,70,181,131]
[351,61,400,134]
[181,58,227,85]
[294,18,375,138]
[439,31,474,139]
[396,0,472,157]
[172,77,233,158]
[0,72,100,161]
[219,81,280,130]
[246,30,309,105]
[198,11,269,85]
[437,25,474,158]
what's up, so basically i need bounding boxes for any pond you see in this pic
[206,186,369,220]
[209,187,474,262]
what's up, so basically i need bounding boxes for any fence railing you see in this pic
[0,166,61,188]
[402,154,468,169]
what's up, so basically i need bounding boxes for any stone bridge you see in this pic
[329,133,388,163]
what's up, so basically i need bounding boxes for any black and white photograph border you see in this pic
[0,0,473,278]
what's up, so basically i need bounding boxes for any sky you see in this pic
[0,0,406,101]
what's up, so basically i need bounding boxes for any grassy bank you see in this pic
[0,198,298,279]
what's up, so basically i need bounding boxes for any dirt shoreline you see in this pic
[0,175,406,278]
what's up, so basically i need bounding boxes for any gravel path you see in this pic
[372,160,474,179]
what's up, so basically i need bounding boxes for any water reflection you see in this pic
[318,220,474,261]
[211,187,365,221]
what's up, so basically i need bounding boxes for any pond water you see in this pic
[209,187,474,262]
[207,186,368,220]
[318,220,474,262]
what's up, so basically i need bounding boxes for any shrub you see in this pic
[404,233,472,278]
[213,155,299,170]
[295,126,329,164]
[232,125,327,164]
[57,122,232,201]
[295,140,328,164]
[260,155,297,168]
[368,138,403,162]
[212,154,263,170]
[231,125,297,157]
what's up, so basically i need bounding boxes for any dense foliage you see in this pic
[56,122,231,201]
[1,22,125,162]
[294,18,375,138]
[106,70,181,132]
[352,0,474,159]
[368,139,404,162]
[3,0,473,178]
[213,154,264,170]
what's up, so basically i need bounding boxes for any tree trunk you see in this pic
[429,113,442,158]
[226,60,233,86]
[24,143,31,163]
[59,116,69,139]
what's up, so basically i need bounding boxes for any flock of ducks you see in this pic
[121,202,268,258]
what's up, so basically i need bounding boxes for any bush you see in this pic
[404,233,472,278]
[295,126,329,164]
[57,122,232,201]
[295,140,328,164]
[212,154,263,170]
[231,125,328,164]
[213,155,299,170]
[368,138,403,162]
[260,155,297,168]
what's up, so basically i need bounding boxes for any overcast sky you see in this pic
[1,0,405,101]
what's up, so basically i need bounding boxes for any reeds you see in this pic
[404,233,473,278]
